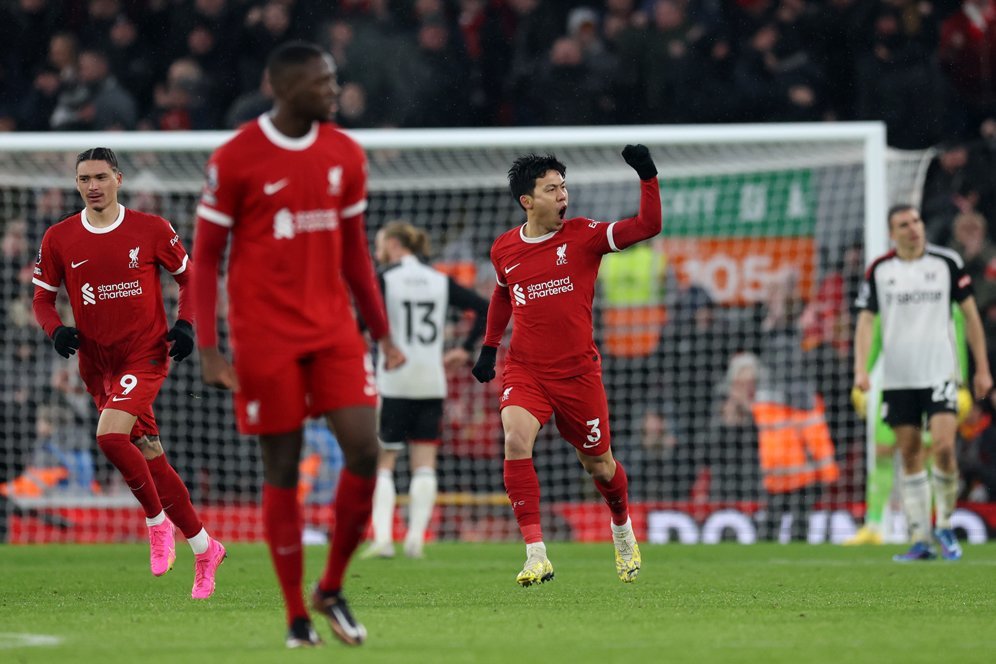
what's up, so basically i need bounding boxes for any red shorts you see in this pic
[232,340,377,435]
[79,356,166,441]
[499,362,611,456]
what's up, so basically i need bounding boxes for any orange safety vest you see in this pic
[751,397,839,494]
[602,306,667,357]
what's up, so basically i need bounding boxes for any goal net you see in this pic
[0,124,940,545]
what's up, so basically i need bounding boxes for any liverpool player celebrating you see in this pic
[471,146,661,585]
[192,42,404,648]
[32,147,225,599]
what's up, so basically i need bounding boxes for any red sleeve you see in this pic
[32,286,63,337]
[156,218,193,324]
[607,178,662,252]
[174,266,193,324]
[483,284,512,347]
[191,217,229,348]
[341,214,389,341]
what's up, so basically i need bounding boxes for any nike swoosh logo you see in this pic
[111,396,131,402]
[582,442,599,449]
[505,263,521,274]
[263,179,289,195]
[71,260,88,268]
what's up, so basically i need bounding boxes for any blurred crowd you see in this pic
[7,0,996,537]
[2,0,996,148]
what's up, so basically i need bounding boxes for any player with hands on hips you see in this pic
[473,144,661,585]
[32,147,225,599]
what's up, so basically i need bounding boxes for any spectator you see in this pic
[939,0,996,135]
[708,352,762,501]
[950,210,996,284]
[106,15,156,111]
[47,32,79,85]
[225,71,273,129]
[530,36,601,125]
[141,58,212,130]
[454,0,513,125]
[400,15,471,127]
[78,0,121,51]
[337,82,377,129]
[921,140,992,245]
[237,1,296,95]
[50,48,137,130]
[855,5,945,148]
[17,64,62,131]
[752,273,839,542]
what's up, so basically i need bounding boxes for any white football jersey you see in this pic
[855,244,972,389]
[378,255,451,398]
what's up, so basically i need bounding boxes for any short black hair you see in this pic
[507,154,566,209]
[266,41,326,83]
[76,147,119,171]
[887,203,917,229]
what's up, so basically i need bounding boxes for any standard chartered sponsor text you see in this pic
[526,276,574,299]
[97,280,143,300]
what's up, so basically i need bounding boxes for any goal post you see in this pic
[1,123,945,545]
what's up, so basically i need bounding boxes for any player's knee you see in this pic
[261,451,300,488]
[344,440,379,476]
[134,436,164,460]
[504,434,532,459]
[583,458,614,482]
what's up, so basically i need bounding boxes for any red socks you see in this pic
[318,469,376,594]
[263,483,308,623]
[504,458,543,543]
[146,455,203,539]
[96,433,162,518]
[595,460,630,526]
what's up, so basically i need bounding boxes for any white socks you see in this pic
[407,467,437,546]
[371,469,396,546]
[146,510,166,527]
[526,541,547,561]
[188,528,210,555]
[900,470,931,543]
[611,517,633,537]
[932,468,958,530]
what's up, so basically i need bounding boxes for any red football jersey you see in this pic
[195,115,367,350]
[490,218,618,379]
[32,206,189,357]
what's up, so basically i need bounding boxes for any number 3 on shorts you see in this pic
[120,374,138,395]
[586,418,601,443]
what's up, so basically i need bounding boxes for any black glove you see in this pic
[622,144,657,181]
[51,325,81,359]
[471,345,498,383]
[167,319,194,362]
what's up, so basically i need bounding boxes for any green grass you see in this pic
[2,543,995,663]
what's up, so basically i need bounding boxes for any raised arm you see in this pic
[609,145,662,251]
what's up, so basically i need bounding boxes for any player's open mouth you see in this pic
[558,207,567,218]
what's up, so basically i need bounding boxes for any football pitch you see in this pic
[2,543,995,663]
